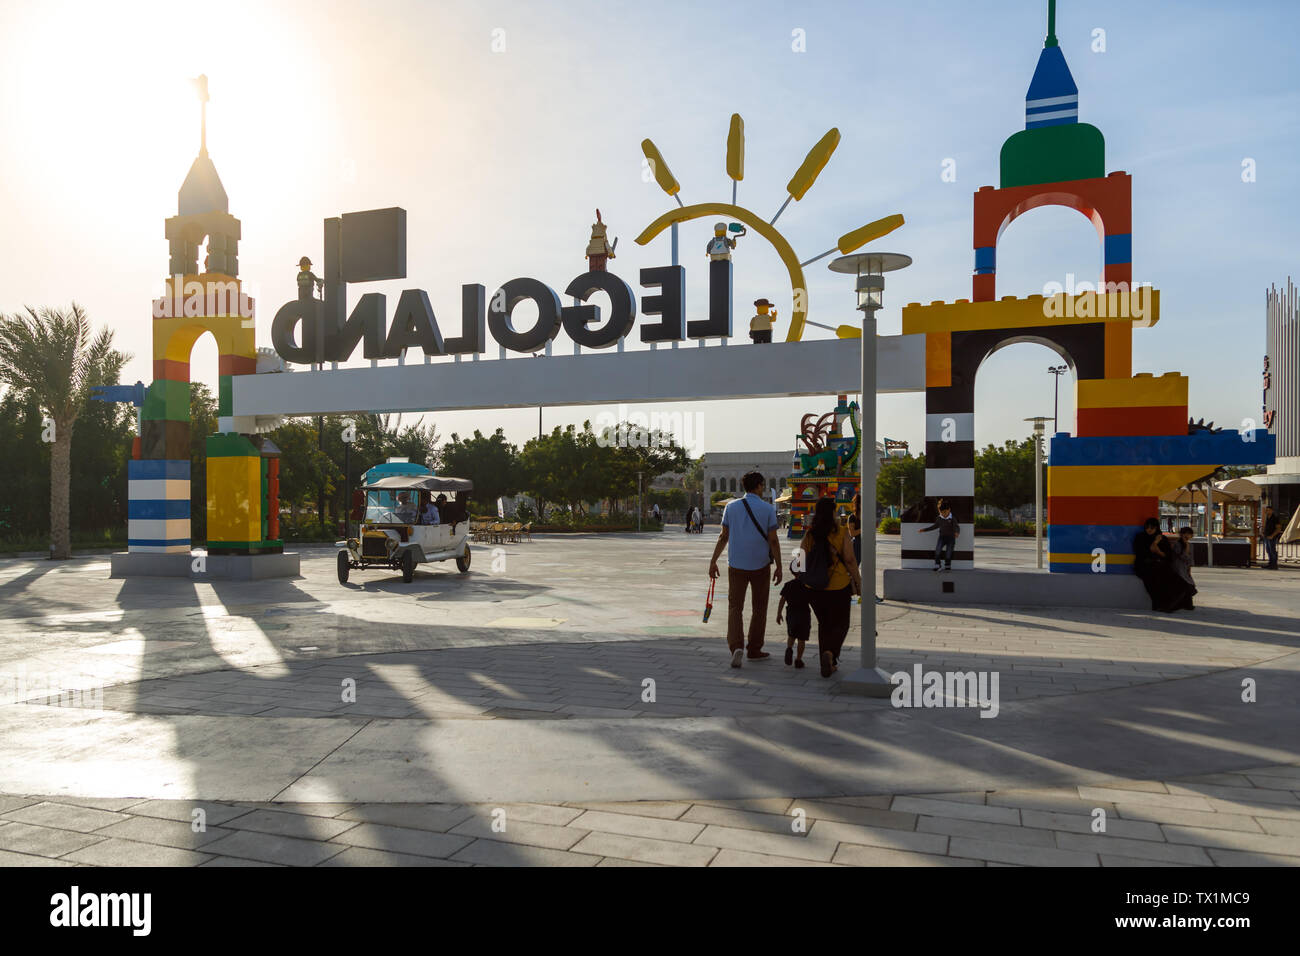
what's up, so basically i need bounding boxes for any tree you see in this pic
[975,438,1036,523]
[876,453,927,514]
[0,304,127,558]
[441,428,520,510]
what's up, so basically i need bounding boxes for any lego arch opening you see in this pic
[990,205,1104,301]
[974,339,1077,445]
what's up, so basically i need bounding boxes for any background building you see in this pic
[1258,278,1300,516]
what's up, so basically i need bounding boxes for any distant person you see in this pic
[709,472,782,668]
[691,505,702,533]
[776,570,811,669]
[1263,506,1281,569]
[652,502,661,523]
[797,497,862,677]
[1169,525,1198,610]
[395,492,418,523]
[921,499,959,572]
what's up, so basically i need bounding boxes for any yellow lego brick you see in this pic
[1077,373,1188,409]
[1048,464,1212,498]
[1048,552,1135,565]
[207,456,262,542]
[901,289,1160,335]
[925,331,951,388]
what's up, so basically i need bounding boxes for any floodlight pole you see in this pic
[1024,416,1050,569]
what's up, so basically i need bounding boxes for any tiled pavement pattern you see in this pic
[2,764,1298,866]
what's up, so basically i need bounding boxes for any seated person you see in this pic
[420,495,440,526]
[394,492,419,524]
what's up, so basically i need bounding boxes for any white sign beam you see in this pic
[233,335,924,417]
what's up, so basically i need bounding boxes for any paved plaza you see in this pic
[0,531,1297,866]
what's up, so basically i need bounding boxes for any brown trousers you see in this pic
[726,566,771,653]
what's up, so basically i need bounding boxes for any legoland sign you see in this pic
[269,207,740,364]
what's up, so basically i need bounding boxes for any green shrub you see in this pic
[974,513,1008,529]
[878,516,901,534]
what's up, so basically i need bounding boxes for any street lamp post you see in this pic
[341,420,355,541]
[1024,416,1050,569]
[1047,365,1068,431]
[830,251,912,698]
[898,476,905,518]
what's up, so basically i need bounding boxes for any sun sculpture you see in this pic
[635,114,904,342]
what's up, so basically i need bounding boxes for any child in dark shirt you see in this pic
[776,579,812,668]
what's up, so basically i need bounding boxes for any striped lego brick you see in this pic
[126,540,192,554]
[1104,233,1132,264]
[128,459,190,481]
[1047,495,1156,527]
[128,499,190,520]
[128,518,190,554]
[1049,433,1276,469]
[1050,555,1135,574]
[924,468,974,498]
[925,332,952,388]
[1047,524,1142,556]
[1048,465,1231,497]
[128,479,190,501]
[925,440,975,470]
[925,412,974,443]
[1076,404,1187,437]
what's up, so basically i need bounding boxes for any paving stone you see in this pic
[710,848,840,867]
[1160,825,1300,857]
[1204,847,1300,866]
[569,810,704,843]
[1020,809,1165,840]
[567,801,689,820]
[692,823,836,863]
[889,797,1020,825]
[1054,831,1212,865]
[917,815,1055,847]
[681,804,802,834]
[1111,805,1264,833]
[450,839,601,867]
[199,856,283,867]
[2,802,131,833]
[809,820,951,856]
[318,846,472,867]
[200,829,347,866]
[477,803,585,826]
[232,802,354,817]
[0,847,78,866]
[595,857,662,866]
[329,823,473,859]
[63,838,212,867]
[787,799,918,831]
[450,815,587,850]
[833,844,981,867]
[335,804,474,832]
[1076,788,1215,812]
[0,822,104,857]
[1098,855,1186,867]
[222,808,357,841]
[94,816,231,849]
[123,800,251,827]
[569,831,717,866]
[947,837,1099,867]
[691,797,795,815]
[0,796,42,814]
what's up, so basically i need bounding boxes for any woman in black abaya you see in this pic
[1132,518,1192,612]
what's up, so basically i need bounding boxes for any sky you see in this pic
[0,0,1296,461]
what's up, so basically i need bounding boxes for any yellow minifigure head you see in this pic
[299,256,312,272]
[713,222,727,237]
[754,298,772,315]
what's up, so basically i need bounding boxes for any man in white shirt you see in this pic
[420,498,440,525]
[708,472,782,667]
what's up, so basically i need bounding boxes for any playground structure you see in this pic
[787,395,861,539]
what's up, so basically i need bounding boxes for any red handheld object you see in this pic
[703,577,716,622]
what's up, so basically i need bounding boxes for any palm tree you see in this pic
[0,304,127,558]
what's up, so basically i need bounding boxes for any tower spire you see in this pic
[1045,0,1058,48]
[193,74,210,156]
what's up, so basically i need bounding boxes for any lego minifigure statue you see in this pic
[750,298,778,343]
[585,209,617,272]
[706,221,745,261]
[297,256,323,300]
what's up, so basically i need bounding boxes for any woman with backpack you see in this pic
[798,497,862,677]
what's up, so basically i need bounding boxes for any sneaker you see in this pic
[746,651,771,661]
[784,647,793,666]
[794,658,805,669]
[875,595,884,604]
[730,649,743,668]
